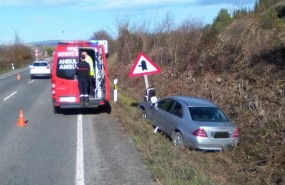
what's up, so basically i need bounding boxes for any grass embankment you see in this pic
[110,91,214,185]
[0,68,12,75]
[107,14,285,184]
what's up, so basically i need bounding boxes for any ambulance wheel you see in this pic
[103,101,111,114]
[53,105,61,114]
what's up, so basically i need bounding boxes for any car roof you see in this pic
[168,95,218,108]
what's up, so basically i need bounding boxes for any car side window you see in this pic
[157,99,174,112]
[169,102,183,118]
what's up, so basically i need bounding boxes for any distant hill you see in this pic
[26,40,60,47]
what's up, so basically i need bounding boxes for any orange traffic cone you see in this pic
[17,109,27,127]
[17,73,21,80]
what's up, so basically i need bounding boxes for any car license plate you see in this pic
[59,97,76,102]
[213,132,229,138]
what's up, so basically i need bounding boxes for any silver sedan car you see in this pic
[138,96,240,151]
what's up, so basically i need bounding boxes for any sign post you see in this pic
[114,78,118,103]
[129,52,161,90]
[35,49,39,60]
[143,75,149,89]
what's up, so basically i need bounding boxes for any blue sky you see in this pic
[0,0,256,44]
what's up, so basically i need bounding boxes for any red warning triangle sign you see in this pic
[129,52,161,77]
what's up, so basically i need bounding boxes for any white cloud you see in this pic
[0,0,195,8]
[0,0,78,6]
[0,0,254,14]
[0,0,254,9]
[100,0,196,10]
[102,0,195,7]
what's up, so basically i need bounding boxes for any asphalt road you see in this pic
[0,69,156,185]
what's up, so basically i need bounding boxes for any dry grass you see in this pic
[0,44,33,74]
[108,13,285,185]
[110,92,214,185]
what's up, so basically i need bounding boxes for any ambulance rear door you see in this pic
[53,45,80,103]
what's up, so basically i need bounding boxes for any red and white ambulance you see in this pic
[51,40,110,113]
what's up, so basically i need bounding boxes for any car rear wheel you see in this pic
[138,107,147,121]
[172,132,184,148]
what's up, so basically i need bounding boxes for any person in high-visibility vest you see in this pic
[81,51,95,97]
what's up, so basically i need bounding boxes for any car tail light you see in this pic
[233,128,240,138]
[192,128,207,137]
[52,81,56,95]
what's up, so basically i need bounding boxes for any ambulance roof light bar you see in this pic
[58,40,88,45]
[58,40,102,45]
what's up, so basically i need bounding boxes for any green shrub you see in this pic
[259,8,283,29]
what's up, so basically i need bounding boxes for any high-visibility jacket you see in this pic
[85,55,95,76]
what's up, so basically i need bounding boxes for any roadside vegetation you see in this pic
[0,0,284,184]
[101,0,285,184]
[0,43,33,74]
[0,33,54,74]
[110,91,213,185]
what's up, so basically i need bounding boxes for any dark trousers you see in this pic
[78,79,89,97]
[89,76,95,96]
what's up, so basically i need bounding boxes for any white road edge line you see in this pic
[3,91,17,101]
[28,79,35,84]
[76,114,85,185]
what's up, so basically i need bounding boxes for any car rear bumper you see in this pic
[52,97,105,109]
[31,73,51,76]
[31,72,51,76]
[184,134,239,151]
[30,70,51,74]
[60,103,100,108]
